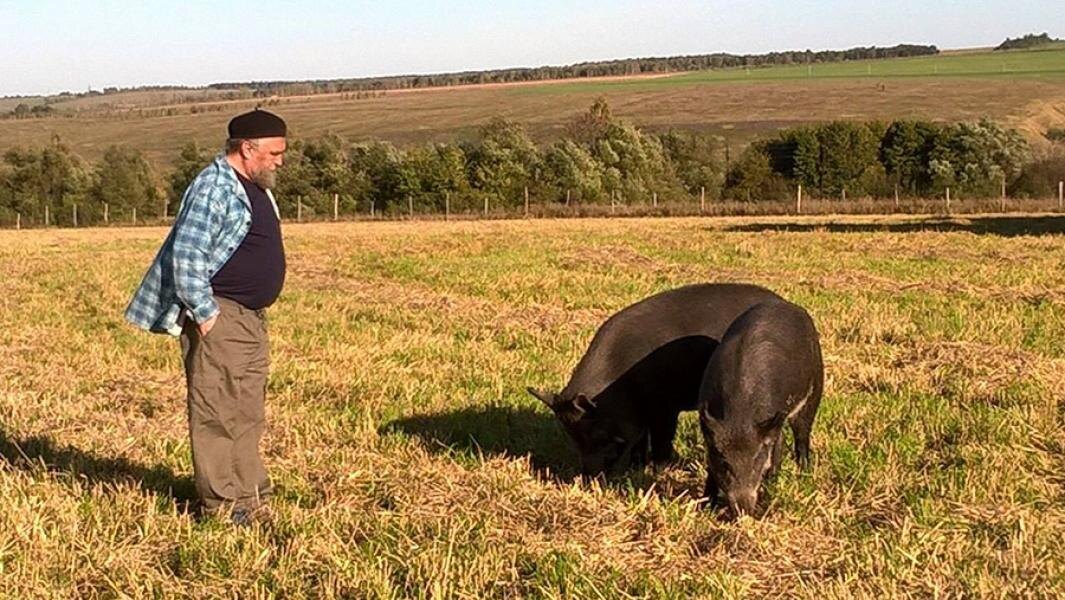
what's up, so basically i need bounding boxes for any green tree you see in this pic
[400,143,469,211]
[723,144,790,201]
[592,121,677,201]
[348,141,407,211]
[465,117,540,206]
[880,121,942,195]
[929,119,1030,196]
[0,137,90,225]
[541,139,604,203]
[167,141,209,215]
[659,130,725,198]
[90,146,160,222]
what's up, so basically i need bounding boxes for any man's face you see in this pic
[243,137,286,188]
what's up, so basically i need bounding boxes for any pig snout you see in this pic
[727,488,759,516]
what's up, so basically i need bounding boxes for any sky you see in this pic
[0,0,1061,96]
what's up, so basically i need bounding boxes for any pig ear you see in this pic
[557,394,596,424]
[527,387,557,408]
[573,394,598,414]
[757,412,788,436]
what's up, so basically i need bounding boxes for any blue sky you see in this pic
[0,0,1060,96]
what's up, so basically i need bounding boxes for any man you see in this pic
[125,109,287,526]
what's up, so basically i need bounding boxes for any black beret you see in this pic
[227,109,287,139]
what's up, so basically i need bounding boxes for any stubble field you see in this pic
[0,214,1063,597]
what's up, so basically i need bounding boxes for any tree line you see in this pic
[0,100,1059,226]
[207,45,938,96]
[995,33,1062,51]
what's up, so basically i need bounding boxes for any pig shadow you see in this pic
[384,334,721,484]
[0,428,197,513]
[721,215,1065,236]
[382,406,581,479]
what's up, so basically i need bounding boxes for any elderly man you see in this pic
[125,109,287,526]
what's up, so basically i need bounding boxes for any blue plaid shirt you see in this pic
[125,154,278,335]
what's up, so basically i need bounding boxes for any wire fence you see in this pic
[1,185,1063,230]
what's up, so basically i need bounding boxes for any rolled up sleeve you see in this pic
[172,181,222,324]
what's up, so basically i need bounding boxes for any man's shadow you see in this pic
[382,405,582,479]
[0,428,197,512]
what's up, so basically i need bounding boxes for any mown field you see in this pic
[2,47,1063,170]
[0,214,1062,597]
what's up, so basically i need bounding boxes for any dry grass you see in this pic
[0,215,1063,598]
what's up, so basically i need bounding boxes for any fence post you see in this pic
[524,186,529,217]
[796,184,802,214]
[163,198,168,220]
[566,189,571,206]
[370,200,375,218]
[132,207,137,225]
[610,190,616,214]
[104,203,109,225]
[1001,177,1007,212]
[297,197,302,222]
[945,187,951,213]
[700,186,705,213]
[334,193,339,221]
[841,188,846,203]
[483,196,489,217]
[445,192,450,221]
[652,191,658,208]
[16,213,20,230]
[45,205,49,227]
[894,183,899,211]
[408,195,414,219]
[1059,181,1063,211]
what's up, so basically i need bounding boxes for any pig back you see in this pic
[562,283,783,401]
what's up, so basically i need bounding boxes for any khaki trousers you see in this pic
[181,296,272,513]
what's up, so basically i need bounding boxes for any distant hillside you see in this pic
[3,43,938,117]
[995,33,1063,51]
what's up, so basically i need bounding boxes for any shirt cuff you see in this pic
[188,297,220,324]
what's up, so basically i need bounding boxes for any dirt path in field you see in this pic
[1014,96,1065,147]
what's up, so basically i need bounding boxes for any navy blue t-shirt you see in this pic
[210,172,286,310]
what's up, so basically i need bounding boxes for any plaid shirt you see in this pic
[125,154,278,335]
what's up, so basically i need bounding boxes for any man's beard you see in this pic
[249,168,276,189]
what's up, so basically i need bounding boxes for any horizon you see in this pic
[0,1,1060,97]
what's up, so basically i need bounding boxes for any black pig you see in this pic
[529,283,782,476]
[699,299,823,516]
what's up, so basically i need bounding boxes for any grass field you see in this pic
[0,215,1063,597]
[1,48,1063,170]
[514,46,1065,95]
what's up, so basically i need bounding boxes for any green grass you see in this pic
[0,215,1063,597]
[514,47,1065,96]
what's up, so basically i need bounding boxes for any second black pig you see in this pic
[699,299,823,516]
[529,283,783,476]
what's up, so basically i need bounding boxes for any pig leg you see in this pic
[703,469,721,505]
[790,398,818,469]
[650,410,680,466]
[768,433,784,479]
[629,429,650,469]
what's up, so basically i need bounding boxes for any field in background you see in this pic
[1,47,1063,169]
[0,215,1062,596]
